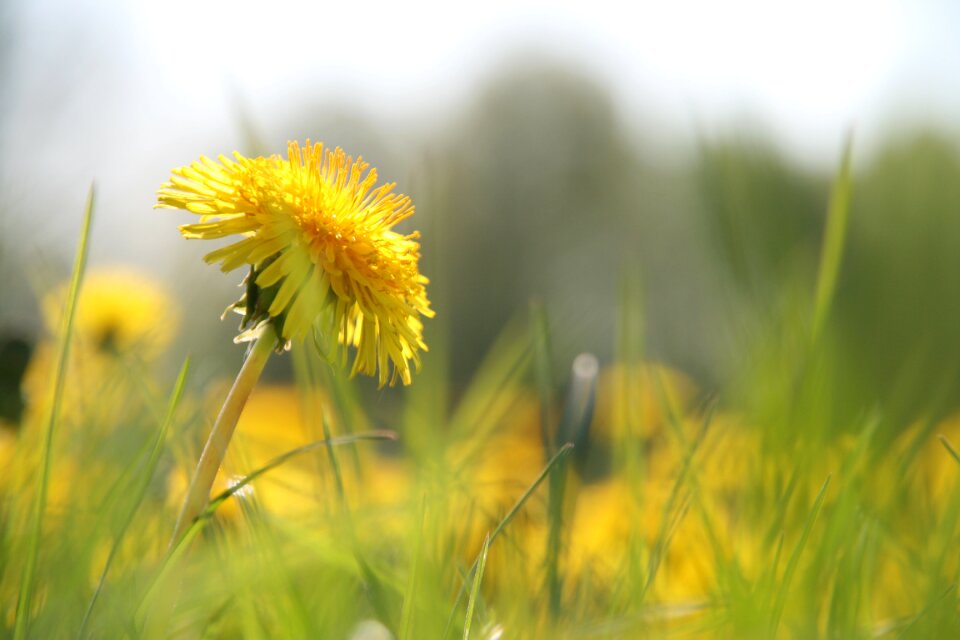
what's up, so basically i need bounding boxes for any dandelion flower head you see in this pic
[157,140,433,386]
[42,266,180,358]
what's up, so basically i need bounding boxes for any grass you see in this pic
[14,185,94,640]
[1,143,959,639]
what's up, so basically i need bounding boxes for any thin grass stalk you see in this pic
[14,185,94,640]
[940,435,960,466]
[463,535,491,640]
[546,457,567,618]
[812,137,853,341]
[135,430,396,631]
[442,444,575,640]
[78,358,191,638]
[530,300,556,454]
[399,497,428,640]
[768,474,832,636]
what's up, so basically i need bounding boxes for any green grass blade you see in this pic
[640,402,714,601]
[448,314,531,441]
[207,431,396,508]
[545,451,568,619]
[769,474,832,636]
[530,299,557,453]
[463,534,491,640]
[399,497,428,640]
[315,410,400,632]
[893,584,957,640]
[319,412,349,507]
[650,366,691,447]
[443,443,575,639]
[78,357,191,638]
[812,137,853,340]
[489,442,574,545]
[14,185,94,640]
[135,430,397,627]
[939,435,960,466]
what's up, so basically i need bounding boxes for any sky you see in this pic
[1,0,958,287]
[130,0,957,155]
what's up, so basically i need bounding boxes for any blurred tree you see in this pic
[422,57,719,385]
[840,132,960,427]
[696,137,825,301]
[699,132,960,439]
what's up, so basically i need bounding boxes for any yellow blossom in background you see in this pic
[443,389,546,560]
[229,385,313,463]
[685,413,763,498]
[563,479,638,587]
[157,140,433,386]
[593,362,698,442]
[225,384,317,517]
[20,267,180,430]
[907,413,960,511]
[41,266,179,358]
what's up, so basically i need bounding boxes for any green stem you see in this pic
[169,324,277,548]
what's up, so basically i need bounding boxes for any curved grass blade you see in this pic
[14,185,94,640]
[939,435,960,466]
[449,314,531,441]
[812,137,853,341]
[463,534,491,640]
[207,430,396,509]
[640,402,714,602]
[768,474,832,636]
[893,584,957,640]
[399,497,428,640]
[78,358,190,638]
[530,300,557,454]
[442,443,574,639]
[133,430,396,630]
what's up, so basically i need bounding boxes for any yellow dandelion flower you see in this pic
[20,267,180,430]
[157,140,433,386]
[41,266,179,358]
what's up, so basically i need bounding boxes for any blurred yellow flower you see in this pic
[21,267,180,429]
[442,389,545,558]
[41,266,179,358]
[224,384,317,517]
[910,414,960,510]
[593,363,698,442]
[688,414,762,497]
[157,140,433,386]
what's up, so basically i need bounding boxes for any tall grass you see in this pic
[1,142,959,639]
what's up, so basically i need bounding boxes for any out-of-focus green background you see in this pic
[2,0,960,432]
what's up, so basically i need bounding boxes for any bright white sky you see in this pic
[125,0,955,152]
[1,0,959,273]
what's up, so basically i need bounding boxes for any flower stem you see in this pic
[169,324,277,548]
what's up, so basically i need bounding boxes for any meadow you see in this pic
[2,89,960,638]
